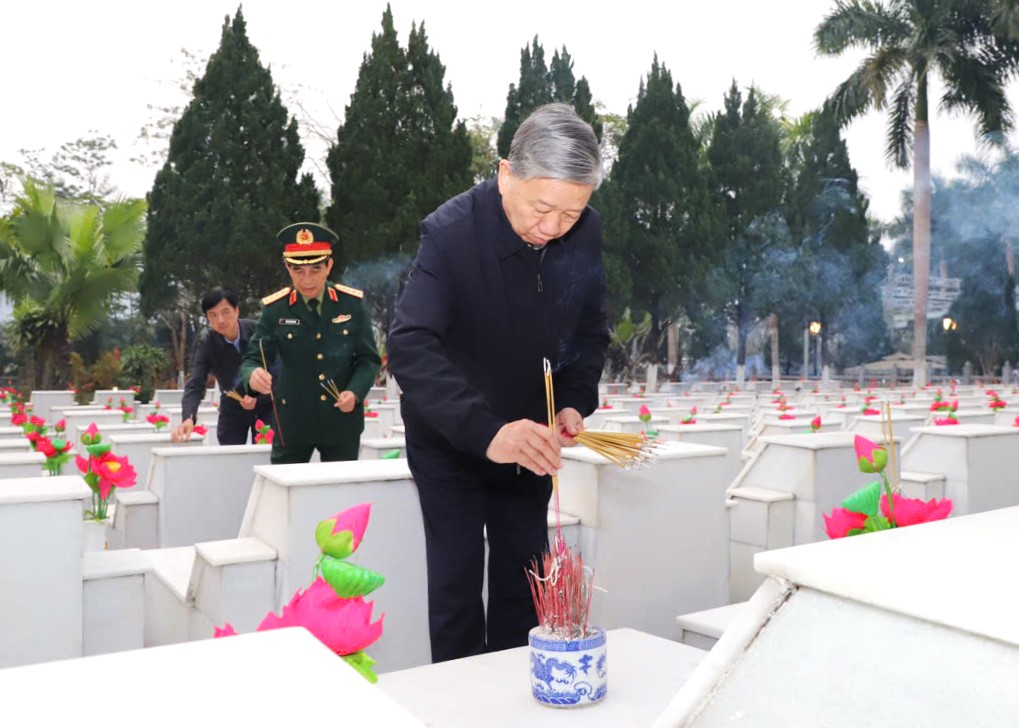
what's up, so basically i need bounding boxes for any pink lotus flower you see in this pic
[364,411,379,418]
[990,399,1007,410]
[824,507,869,538]
[854,435,887,473]
[29,416,45,427]
[810,416,821,431]
[255,578,384,656]
[316,504,371,559]
[193,425,208,435]
[778,413,796,420]
[214,624,237,638]
[881,494,952,527]
[690,406,698,415]
[10,413,26,426]
[638,404,651,421]
[934,416,959,426]
[861,408,881,415]
[81,422,100,445]
[54,418,66,433]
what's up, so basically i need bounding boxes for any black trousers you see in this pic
[270,438,360,464]
[216,398,274,445]
[407,436,552,663]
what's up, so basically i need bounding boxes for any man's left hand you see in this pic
[555,407,585,446]
[239,395,257,411]
[334,391,357,413]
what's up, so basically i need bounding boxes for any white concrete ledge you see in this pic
[728,486,795,503]
[146,547,197,603]
[196,537,277,567]
[83,549,151,580]
[253,458,413,486]
[0,475,89,504]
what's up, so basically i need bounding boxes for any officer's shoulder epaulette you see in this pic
[334,283,364,299]
[261,287,292,306]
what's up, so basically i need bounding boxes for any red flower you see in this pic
[25,431,40,443]
[29,416,45,427]
[81,422,100,445]
[193,425,208,435]
[934,417,959,426]
[861,408,881,415]
[824,508,868,539]
[11,413,26,426]
[881,494,952,527]
[810,416,821,431]
[93,453,137,500]
[36,437,56,458]
[778,413,796,420]
[54,419,66,433]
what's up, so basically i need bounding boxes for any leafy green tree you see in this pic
[120,344,172,402]
[600,57,720,369]
[784,109,890,371]
[497,38,603,158]
[705,82,790,381]
[0,180,144,390]
[141,8,320,374]
[325,6,472,341]
[815,0,1019,385]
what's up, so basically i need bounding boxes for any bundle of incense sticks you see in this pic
[573,430,661,468]
[320,378,343,403]
[224,389,244,403]
[526,359,594,639]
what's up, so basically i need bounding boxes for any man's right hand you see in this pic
[172,418,194,443]
[486,419,562,477]
[249,367,273,395]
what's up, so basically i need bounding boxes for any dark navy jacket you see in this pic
[389,177,609,459]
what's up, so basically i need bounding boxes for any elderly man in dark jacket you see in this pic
[389,103,609,663]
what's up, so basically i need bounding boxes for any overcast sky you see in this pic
[3,0,1014,223]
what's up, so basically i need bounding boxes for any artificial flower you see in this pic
[81,422,100,445]
[824,507,869,539]
[854,435,887,473]
[810,416,821,432]
[316,503,372,559]
[880,494,953,527]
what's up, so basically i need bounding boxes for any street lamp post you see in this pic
[809,321,822,377]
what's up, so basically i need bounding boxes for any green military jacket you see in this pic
[239,282,382,446]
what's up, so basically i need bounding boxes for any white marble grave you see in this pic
[0,475,91,667]
[359,436,406,460]
[28,390,77,425]
[898,424,1019,514]
[656,506,1019,727]
[382,628,705,727]
[147,444,271,547]
[109,432,204,489]
[556,441,731,639]
[0,451,46,478]
[0,628,425,725]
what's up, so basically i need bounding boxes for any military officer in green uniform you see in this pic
[240,222,381,464]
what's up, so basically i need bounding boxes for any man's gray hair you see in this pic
[507,103,603,188]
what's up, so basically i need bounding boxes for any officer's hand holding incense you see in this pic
[334,390,356,413]
[239,395,257,411]
[486,419,562,476]
[249,367,273,395]
[555,407,585,447]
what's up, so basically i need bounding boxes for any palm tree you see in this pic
[0,179,144,389]
[815,0,1019,386]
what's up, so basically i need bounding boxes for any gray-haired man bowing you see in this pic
[389,103,609,663]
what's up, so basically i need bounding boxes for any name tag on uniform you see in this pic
[332,314,352,324]
[279,318,301,326]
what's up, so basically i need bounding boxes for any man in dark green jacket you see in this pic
[240,222,381,464]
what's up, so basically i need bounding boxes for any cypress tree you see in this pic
[325,6,472,270]
[600,57,719,362]
[141,8,320,316]
[497,38,602,158]
[706,81,790,375]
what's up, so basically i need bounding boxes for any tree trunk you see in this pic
[912,117,932,388]
[770,314,780,386]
